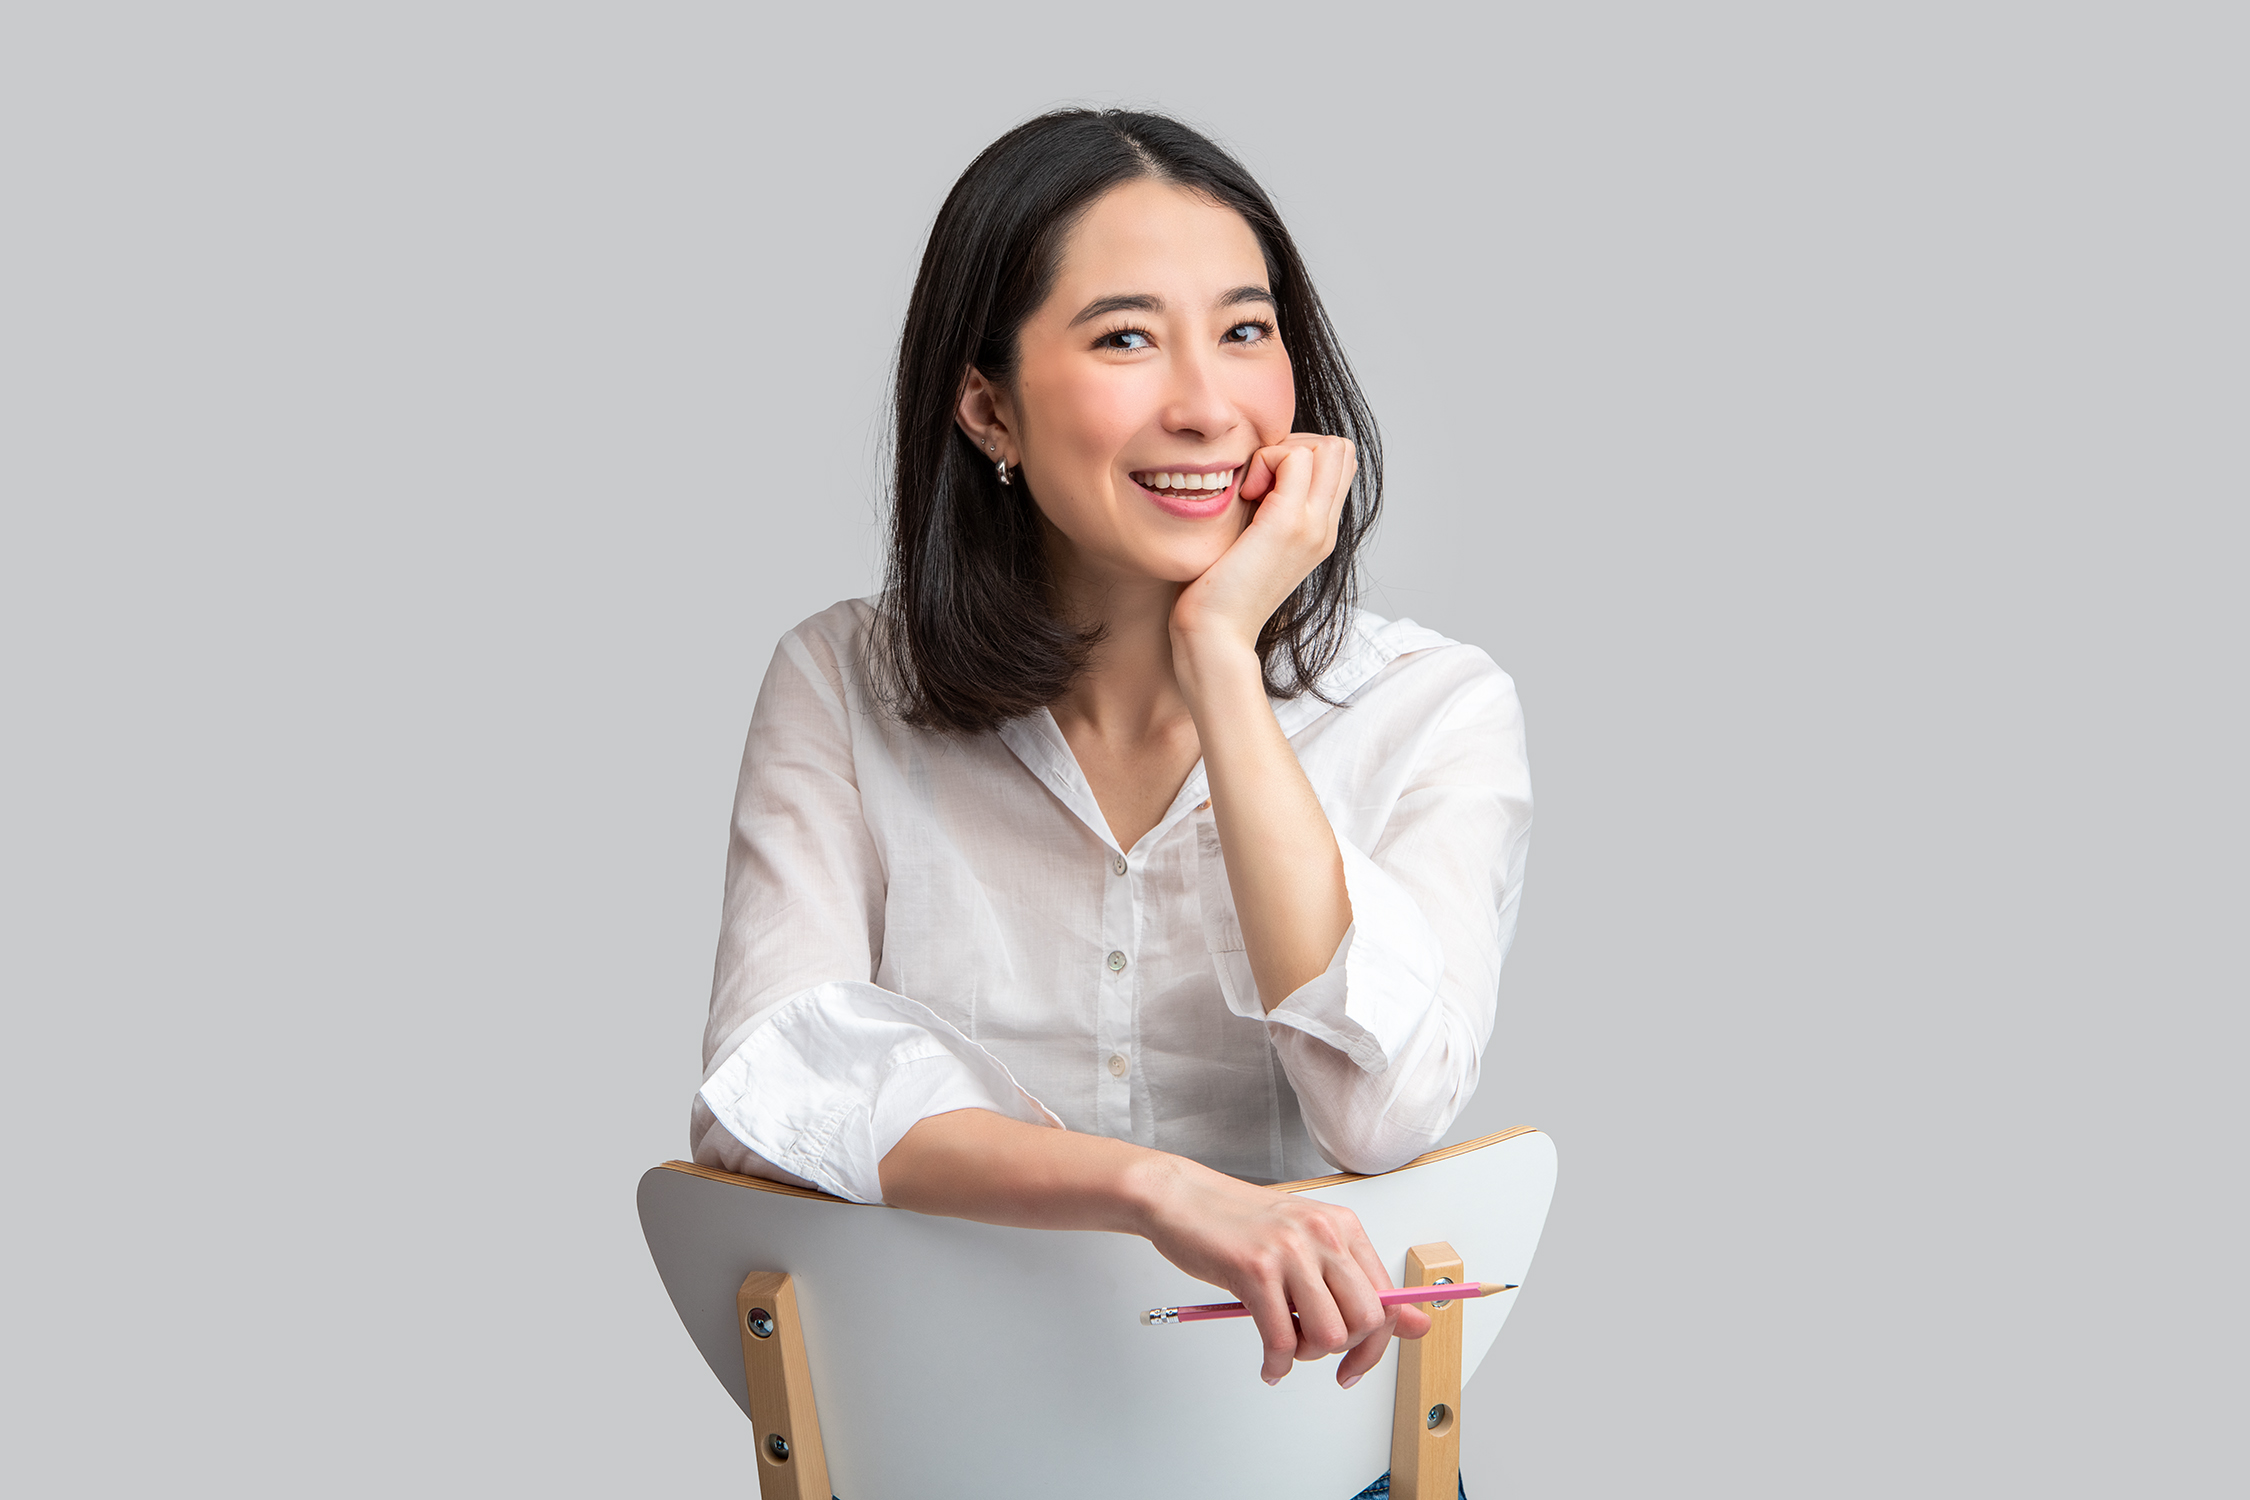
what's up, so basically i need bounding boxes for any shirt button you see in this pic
[1108,1053,1129,1078]
[1112,854,1128,876]
[1106,950,1127,974]
[1194,799,1211,812]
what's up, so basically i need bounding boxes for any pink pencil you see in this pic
[1141,1281,1517,1325]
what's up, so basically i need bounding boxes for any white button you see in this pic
[1112,854,1128,876]
[1108,1053,1129,1078]
[1106,950,1127,974]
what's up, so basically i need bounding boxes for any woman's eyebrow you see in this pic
[1069,293,1162,327]
[1069,286,1276,327]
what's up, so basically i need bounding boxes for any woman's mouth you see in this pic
[1130,465,1238,518]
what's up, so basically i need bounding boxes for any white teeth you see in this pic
[1135,468,1235,490]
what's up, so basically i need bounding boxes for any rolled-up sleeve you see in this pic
[698,981,1060,1205]
[688,621,1063,1204]
[1265,654,1533,1176]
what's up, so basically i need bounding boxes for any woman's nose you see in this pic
[1158,347,1236,439]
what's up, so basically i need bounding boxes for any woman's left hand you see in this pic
[1170,432,1355,661]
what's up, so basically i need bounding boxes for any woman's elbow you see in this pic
[1309,1113,1446,1178]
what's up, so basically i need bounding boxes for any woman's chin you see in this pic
[1136,540,1235,585]
[1053,514,1241,587]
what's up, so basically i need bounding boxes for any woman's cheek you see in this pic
[1245,360,1296,444]
[1075,376,1157,462]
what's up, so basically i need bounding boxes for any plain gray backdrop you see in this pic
[4,3,2240,1495]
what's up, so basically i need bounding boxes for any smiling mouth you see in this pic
[1130,466,1238,494]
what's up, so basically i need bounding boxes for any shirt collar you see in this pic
[997,611,1452,854]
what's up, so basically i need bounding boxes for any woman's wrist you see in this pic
[1116,1144,1252,1246]
[1114,1143,1187,1239]
[1169,625,1265,718]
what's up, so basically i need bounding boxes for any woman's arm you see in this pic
[696,612,1063,1204]
[1261,652,1531,1172]
[1174,440,1532,1177]
[878,1107,1430,1387]
[1170,436,1362,1008]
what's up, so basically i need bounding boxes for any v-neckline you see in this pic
[989,612,1441,855]
[997,709,1209,857]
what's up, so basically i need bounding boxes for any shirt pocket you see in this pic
[1194,811,1264,1020]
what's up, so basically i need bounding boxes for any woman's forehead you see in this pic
[1045,180,1269,317]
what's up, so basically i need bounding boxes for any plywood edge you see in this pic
[1274,1125,1545,1194]
[648,1123,1544,1204]
[652,1160,860,1205]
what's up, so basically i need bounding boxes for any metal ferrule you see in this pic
[1141,1307,1179,1325]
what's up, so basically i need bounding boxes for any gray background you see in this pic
[4,3,2239,1495]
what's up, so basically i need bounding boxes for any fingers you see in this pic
[1240,437,1354,559]
[1241,434,1355,507]
[1335,1314,1394,1387]
[1238,1275,1299,1386]
[1286,1210,1387,1389]
[1239,442,1310,504]
[1247,1214,1376,1384]
[1334,1221,1412,1388]
[1238,448,1279,502]
[1286,1266,1351,1373]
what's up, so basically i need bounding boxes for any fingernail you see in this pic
[1341,1374,1362,1389]
[1263,1375,1279,1387]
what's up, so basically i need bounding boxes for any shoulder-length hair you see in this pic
[874,108,1382,733]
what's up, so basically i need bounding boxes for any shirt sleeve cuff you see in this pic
[1265,835,1447,1073]
[696,979,1065,1204]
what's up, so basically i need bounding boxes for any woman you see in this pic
[691,110,1530,1492]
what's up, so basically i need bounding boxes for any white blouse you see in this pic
[692,599,1532,1206]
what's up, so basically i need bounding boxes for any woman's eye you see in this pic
[1224,320,1274,344]
[1098,329,1153,351]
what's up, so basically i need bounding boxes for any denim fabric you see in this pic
[1349,1473,1468,1498]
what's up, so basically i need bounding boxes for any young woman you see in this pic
[690,110,1530,1490]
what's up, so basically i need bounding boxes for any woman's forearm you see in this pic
[878,1105,1429,1386]
[1175,637,1352,1010]
[877,1107,1173,1232]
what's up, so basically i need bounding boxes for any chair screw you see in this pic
[767,1434,790,1462]
[746,1308,775,1339]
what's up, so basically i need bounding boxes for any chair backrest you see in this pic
[638,1126,1557,1497]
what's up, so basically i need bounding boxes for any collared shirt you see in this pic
[692,599,1532,1205]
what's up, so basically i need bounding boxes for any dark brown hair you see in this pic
[875,108,1382,732]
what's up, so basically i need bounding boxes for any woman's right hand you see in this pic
[1135,1153,1431,1387]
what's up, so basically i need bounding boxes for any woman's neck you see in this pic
[1034,535,1209,849]
[1048,568,1190,745]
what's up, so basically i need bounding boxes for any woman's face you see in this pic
[965,179,1296,587]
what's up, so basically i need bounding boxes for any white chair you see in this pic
[638,1126,1557,1499]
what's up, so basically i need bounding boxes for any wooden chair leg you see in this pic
[1390,1241,1465,1500]
[737,1271,832,1500]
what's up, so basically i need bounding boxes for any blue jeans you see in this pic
[1350,1474,1468,1498]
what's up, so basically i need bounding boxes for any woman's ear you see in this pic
[954,368,1017,467]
